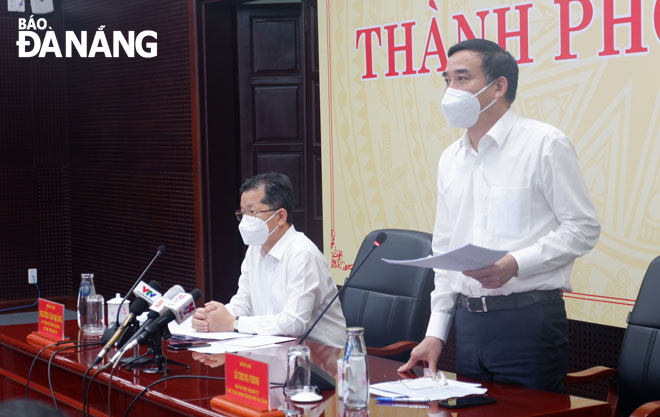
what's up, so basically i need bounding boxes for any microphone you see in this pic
[300,232,387,390]
[94,280,162,364]
[104,245,165,330]
[137,285,185,330]
[109,289,202,366]
[103,279,162,348]
[149,285,185,315]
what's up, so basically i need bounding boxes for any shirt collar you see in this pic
[457,108,518,153]
[263,225,296,260]
[485,107,518,148]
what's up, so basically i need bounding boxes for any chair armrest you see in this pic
[367,341,417,356]
[631,401,660,417]
[564,366,617,384]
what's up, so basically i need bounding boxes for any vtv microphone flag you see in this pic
[95,280,162,364]
[109,288,202,366]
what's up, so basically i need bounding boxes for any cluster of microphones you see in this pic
[91,232,388,382]
[93,246,201,367]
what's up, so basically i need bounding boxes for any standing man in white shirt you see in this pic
[398,39,600,392]
[192,172,347,347]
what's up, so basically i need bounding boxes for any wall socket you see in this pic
[28,268,37,284]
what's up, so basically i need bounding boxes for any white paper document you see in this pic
[169,318,295,354]
[370,377,487,401]
[168,317,253,341]
[188,335,294,354]
[188,342,282,354]
[382,244,508,271]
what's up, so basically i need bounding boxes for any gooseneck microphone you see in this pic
[112,245,166,326]
[299,232,387,344]
[299,232,387,390]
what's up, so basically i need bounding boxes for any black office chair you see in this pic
[565,256,660,417]
[339,229,434,359]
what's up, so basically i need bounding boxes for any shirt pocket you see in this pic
[269,277,287,313]
[486,186,531,238]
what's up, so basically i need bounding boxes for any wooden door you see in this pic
[236,1,322,248]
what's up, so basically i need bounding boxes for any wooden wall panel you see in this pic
[254,85,301,142]
[62,0,197,298]
[252,18,299,74]
[0,8,71,302]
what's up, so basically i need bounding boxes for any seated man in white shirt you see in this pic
[191,172,347,348]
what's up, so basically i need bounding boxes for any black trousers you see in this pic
[454,297,569,392]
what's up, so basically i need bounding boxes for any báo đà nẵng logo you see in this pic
[16,15,157,58]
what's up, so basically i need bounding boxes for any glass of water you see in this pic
[284,345,311,397]
[80,294,105,335]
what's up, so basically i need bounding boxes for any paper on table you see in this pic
[382,244,508,271]
[219,335,294,347]
[189,342,282,354]
[370,377,487,401]
[168,317,252,341]
[188,335,294,354]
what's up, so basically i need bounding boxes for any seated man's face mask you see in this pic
[441,79,497,128]
[238,211,279,246]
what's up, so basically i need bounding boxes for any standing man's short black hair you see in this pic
[240,172,294,225]
[448,39,519,103]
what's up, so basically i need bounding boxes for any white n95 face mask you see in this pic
[441,80,497,128]
[238,211,279,246]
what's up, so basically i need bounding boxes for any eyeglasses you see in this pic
[235,208,277,222]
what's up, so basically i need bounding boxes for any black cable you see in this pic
[107,363,119,417]
[47,342,103,408]
[123,375,225,417]
[26,340,71,399]
[85,362,111,417]
[81,360,95,417]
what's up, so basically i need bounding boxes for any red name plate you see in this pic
[38,299,65,340]
[225,353,271,411]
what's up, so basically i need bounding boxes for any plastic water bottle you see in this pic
[341,327,369,409]
[77,273,96,327]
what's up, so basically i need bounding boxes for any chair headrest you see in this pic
[628,256,660,329]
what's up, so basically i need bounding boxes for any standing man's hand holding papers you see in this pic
[382,243,508,271]
[393,244,515,375]
[462,253,519,289]
[383,243,517,289]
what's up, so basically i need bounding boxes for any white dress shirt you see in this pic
[427,109,601,342]
[226,226,347,348]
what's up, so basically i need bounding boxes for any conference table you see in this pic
[0,320,612,417]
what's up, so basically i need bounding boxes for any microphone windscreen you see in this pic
[189,288,202,301]
[129,297,150,315]
[374,232,387,246]
[157,245,166,255]
[149,280,162,291]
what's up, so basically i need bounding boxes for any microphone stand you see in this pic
[101,245,166,346]
[299,241,380,343]
[122,326,188,376]
[300,233,387,391]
